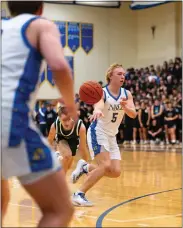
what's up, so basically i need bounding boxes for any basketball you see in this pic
[79,81,103,105]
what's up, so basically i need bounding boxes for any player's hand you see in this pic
[89,110,104,122]
[120,98,128,108]
[67,105,78,122]
[57,97,78,122]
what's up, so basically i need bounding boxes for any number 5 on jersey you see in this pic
[111,113,118,123]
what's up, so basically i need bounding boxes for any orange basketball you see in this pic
[79,81,103,105]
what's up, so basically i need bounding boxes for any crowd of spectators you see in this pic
[34,57,182,146]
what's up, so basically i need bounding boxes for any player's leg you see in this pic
[169,126,176,144]
[106,137,121,178]
[133,127,137,143]
[58,140,73,174]
[1,179,10,223]
[72,149,121,207]
[21,169,74,227]
[72,129,122,206]
[139,127,143,143]
[142,127,147,143]
[72,151,111,206]
[18,126,74,227]
[71,159,97,184]
[164,124,169,144]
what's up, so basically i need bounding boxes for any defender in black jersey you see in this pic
[48,106,89,174]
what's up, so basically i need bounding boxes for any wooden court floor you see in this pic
[3,144,182,227]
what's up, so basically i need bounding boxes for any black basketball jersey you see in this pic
[54,117,83,142]
[164,108,177,118]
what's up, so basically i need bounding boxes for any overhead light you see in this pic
[76,1,120,7]
[44,1,121,8]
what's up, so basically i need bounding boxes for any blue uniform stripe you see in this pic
[25,128,53,172]
[90,121,101,156]
[9,50,42,147]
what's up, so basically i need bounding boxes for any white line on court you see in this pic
[138,223,149,227]
[9,202,181,224]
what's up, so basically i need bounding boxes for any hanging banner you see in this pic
[67,22,80,53]
[130,0,172,10]
[55,21,66,47]
[65,56,74,79]
[81,23,93,54]
[40,69,46,85]
[47,65,55,87]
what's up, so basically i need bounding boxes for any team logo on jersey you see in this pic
[32,148,45,161]
[108,104,123,111]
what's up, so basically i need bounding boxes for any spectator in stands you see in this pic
[151,98,164,126]
[164,101,178,144]
[78,101,89,129]
[138,101,151,144]
[148,119,164,145]
[132,100,141,144]
[38,57,182,146]
[45,103,57,134]
[37,102,47,137]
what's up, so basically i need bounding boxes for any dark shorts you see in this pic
[133,117,140,128]
[57,138,79,156]
[166,121,176,129]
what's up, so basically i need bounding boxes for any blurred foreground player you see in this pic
[2,2,77,227]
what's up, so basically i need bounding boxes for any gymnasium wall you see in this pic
[136,2,182,68]
[41,2,137,98]
[1,2,181,99]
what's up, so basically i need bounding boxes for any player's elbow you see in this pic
[130,111,137,119]
[51,59,71,76]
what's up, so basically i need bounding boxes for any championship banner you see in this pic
[55,21,66,47]
[65,56,74,79]
[47,65,55,87]
[130,0,173,10]
[67,22,80,53]
[81,23,93,54]
[40,69,46,85]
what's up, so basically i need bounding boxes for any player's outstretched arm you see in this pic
[78,123,89,161]
[89,93,105,122]
[120,90,137,119]
[33,19,77,120]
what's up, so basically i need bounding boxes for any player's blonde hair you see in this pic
[106,63,123,84]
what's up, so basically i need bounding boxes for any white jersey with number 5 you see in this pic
[96,86,128,136]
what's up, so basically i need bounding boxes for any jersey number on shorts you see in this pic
[111,113,118,123]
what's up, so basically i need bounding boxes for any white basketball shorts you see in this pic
[2,111,61,185]
[87,121,121,160]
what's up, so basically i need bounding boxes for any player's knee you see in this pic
[102,162,111,174]
[46,198,74,226]
[111,167,121,178]
[64,154,72,161]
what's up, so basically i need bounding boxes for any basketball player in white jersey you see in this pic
[71,64,137,206]
[2,2,77,226]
